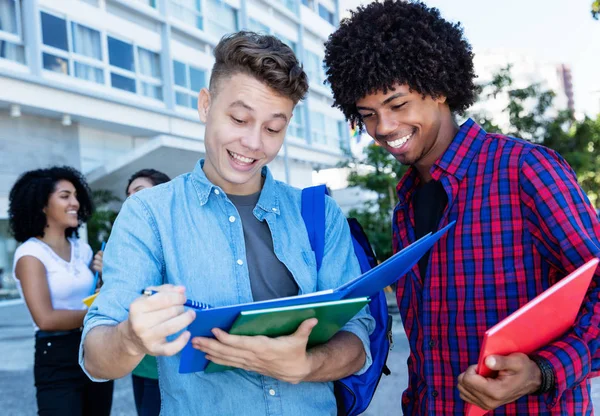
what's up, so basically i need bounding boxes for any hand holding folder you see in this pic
[178,221,455,374]
[465,258,599,416]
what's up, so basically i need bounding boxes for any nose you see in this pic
[70,196,80,210]
[240,127,262,152]
[375,113,398,141]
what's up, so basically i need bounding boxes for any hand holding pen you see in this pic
[122,284,197,357]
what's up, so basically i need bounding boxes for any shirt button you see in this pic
[214,189,220,195]
[428,340,436,348]
[431,390,438,398]
[47,342,51,347]
[237,259,243,265]
[229,216,236,223]
[272,208,278,212]
[269,389,276,396]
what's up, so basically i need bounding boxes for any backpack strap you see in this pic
[301,185,329,272]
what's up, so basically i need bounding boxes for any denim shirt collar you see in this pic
[191,159,280,216]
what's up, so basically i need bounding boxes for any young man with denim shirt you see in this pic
[79,32,374,415]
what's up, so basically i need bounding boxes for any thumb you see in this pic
[293,318,318,339]
[485,354,517,372]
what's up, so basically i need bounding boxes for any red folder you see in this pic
[466,258,599,416]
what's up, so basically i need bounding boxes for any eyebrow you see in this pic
[356,92,408,111]
[229,100,288,122]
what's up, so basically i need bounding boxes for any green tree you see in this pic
[471,65,600,206]
[343,143,407,262]
[87,189,120,253]
[593,1,599,19]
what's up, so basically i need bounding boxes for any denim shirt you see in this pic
[80,160,374,416]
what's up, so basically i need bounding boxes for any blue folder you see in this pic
[178,221,455,373]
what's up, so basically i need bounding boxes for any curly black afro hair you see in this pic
[324,0,478,129]
[9,166,94,243]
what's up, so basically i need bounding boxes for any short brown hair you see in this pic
[209,31,308,104]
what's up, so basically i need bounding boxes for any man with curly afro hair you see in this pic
[325,1,600,415]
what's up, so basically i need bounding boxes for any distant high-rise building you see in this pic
[557,64,575,115]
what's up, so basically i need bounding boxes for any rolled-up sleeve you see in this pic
[320,196,375,375]
[79,196,165,381]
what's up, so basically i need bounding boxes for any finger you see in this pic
[211,328,269,351]
[291,318,318,340]
[133,290,187,313]
[486,353,525,374]
[155,330,192,356]
[144,305,186,328]
[151,309,196,339]
[204,354,251,372]
[192,335,254,361]
[457,383,489,409]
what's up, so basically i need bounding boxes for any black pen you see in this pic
[141,289,213,310]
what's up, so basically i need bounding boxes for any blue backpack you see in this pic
[301,185,393,416]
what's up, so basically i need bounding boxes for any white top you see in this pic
[12,237,95,331]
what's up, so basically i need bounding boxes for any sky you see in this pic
[339,0,600,117]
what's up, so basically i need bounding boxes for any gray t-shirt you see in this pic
[228,192,299,302]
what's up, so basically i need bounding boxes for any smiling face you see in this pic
[44,180,80,229]
[355,84,450,172]
[198,72,294,195]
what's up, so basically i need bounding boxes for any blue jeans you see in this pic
[132,375,160,416]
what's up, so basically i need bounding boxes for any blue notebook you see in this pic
[178,221,455,373]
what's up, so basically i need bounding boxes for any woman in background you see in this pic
[125,168,171,416]
[9,166,113,416]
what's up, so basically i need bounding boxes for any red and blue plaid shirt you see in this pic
[393,119,600,415]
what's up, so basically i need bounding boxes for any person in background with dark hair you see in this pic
[79,31,374,416]
[126,169,171,197]
[125,169,171,416]
[9,166,114,416]
[324,1,600,415]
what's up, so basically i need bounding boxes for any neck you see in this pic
[39,223,69,248]
[202,162,264,196]
[414,114,459,183]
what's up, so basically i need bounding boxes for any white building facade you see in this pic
[0,0,350,293]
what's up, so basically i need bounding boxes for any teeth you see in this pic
[388,132,413,148]
[67,211,77,214]
[229,151,255,164]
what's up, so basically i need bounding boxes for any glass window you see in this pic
[0,0,19,35]
[304,51,324,85]
[108,36,134,71]
[0,40,25,63]
[71,22,102,60]
[74,61,103,83]
[111,73,136,92]
[310,111,326,144]
[173,60,205,110]
[173,60,186,87]
[189,66,204,92]
[301,0,313,7]
[141,82,162,100]
[288,103,305,140]
[318,4,335,25]
[43,52,69,74]
[138,47,161,78]
[325,116,339,147]
[41,12,68,51]
[205,0,237,38]
[170,0,203,30]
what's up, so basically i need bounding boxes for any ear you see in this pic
[198,88,211,123]
[436,95,448,105]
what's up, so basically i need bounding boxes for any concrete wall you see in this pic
[0,113,81,199]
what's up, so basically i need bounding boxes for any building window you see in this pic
[288,102,306,140]
[247,18,269,34]
[310,111,326,145]
[301,0,314,8]
[304,50,324,86]
[0,0,25,64]
[170,0,203,30]
[108,36,163,99]
[324,115,340,147]
[276,0,298,14]
[133,0,157,7]
[41,12,103,82]
[39,11,163,100]
[173,60,206,110]
[205,0,237,39]
[318,3,335,25]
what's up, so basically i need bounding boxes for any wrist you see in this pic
[529,355,555,395]
[117,320,143,357]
